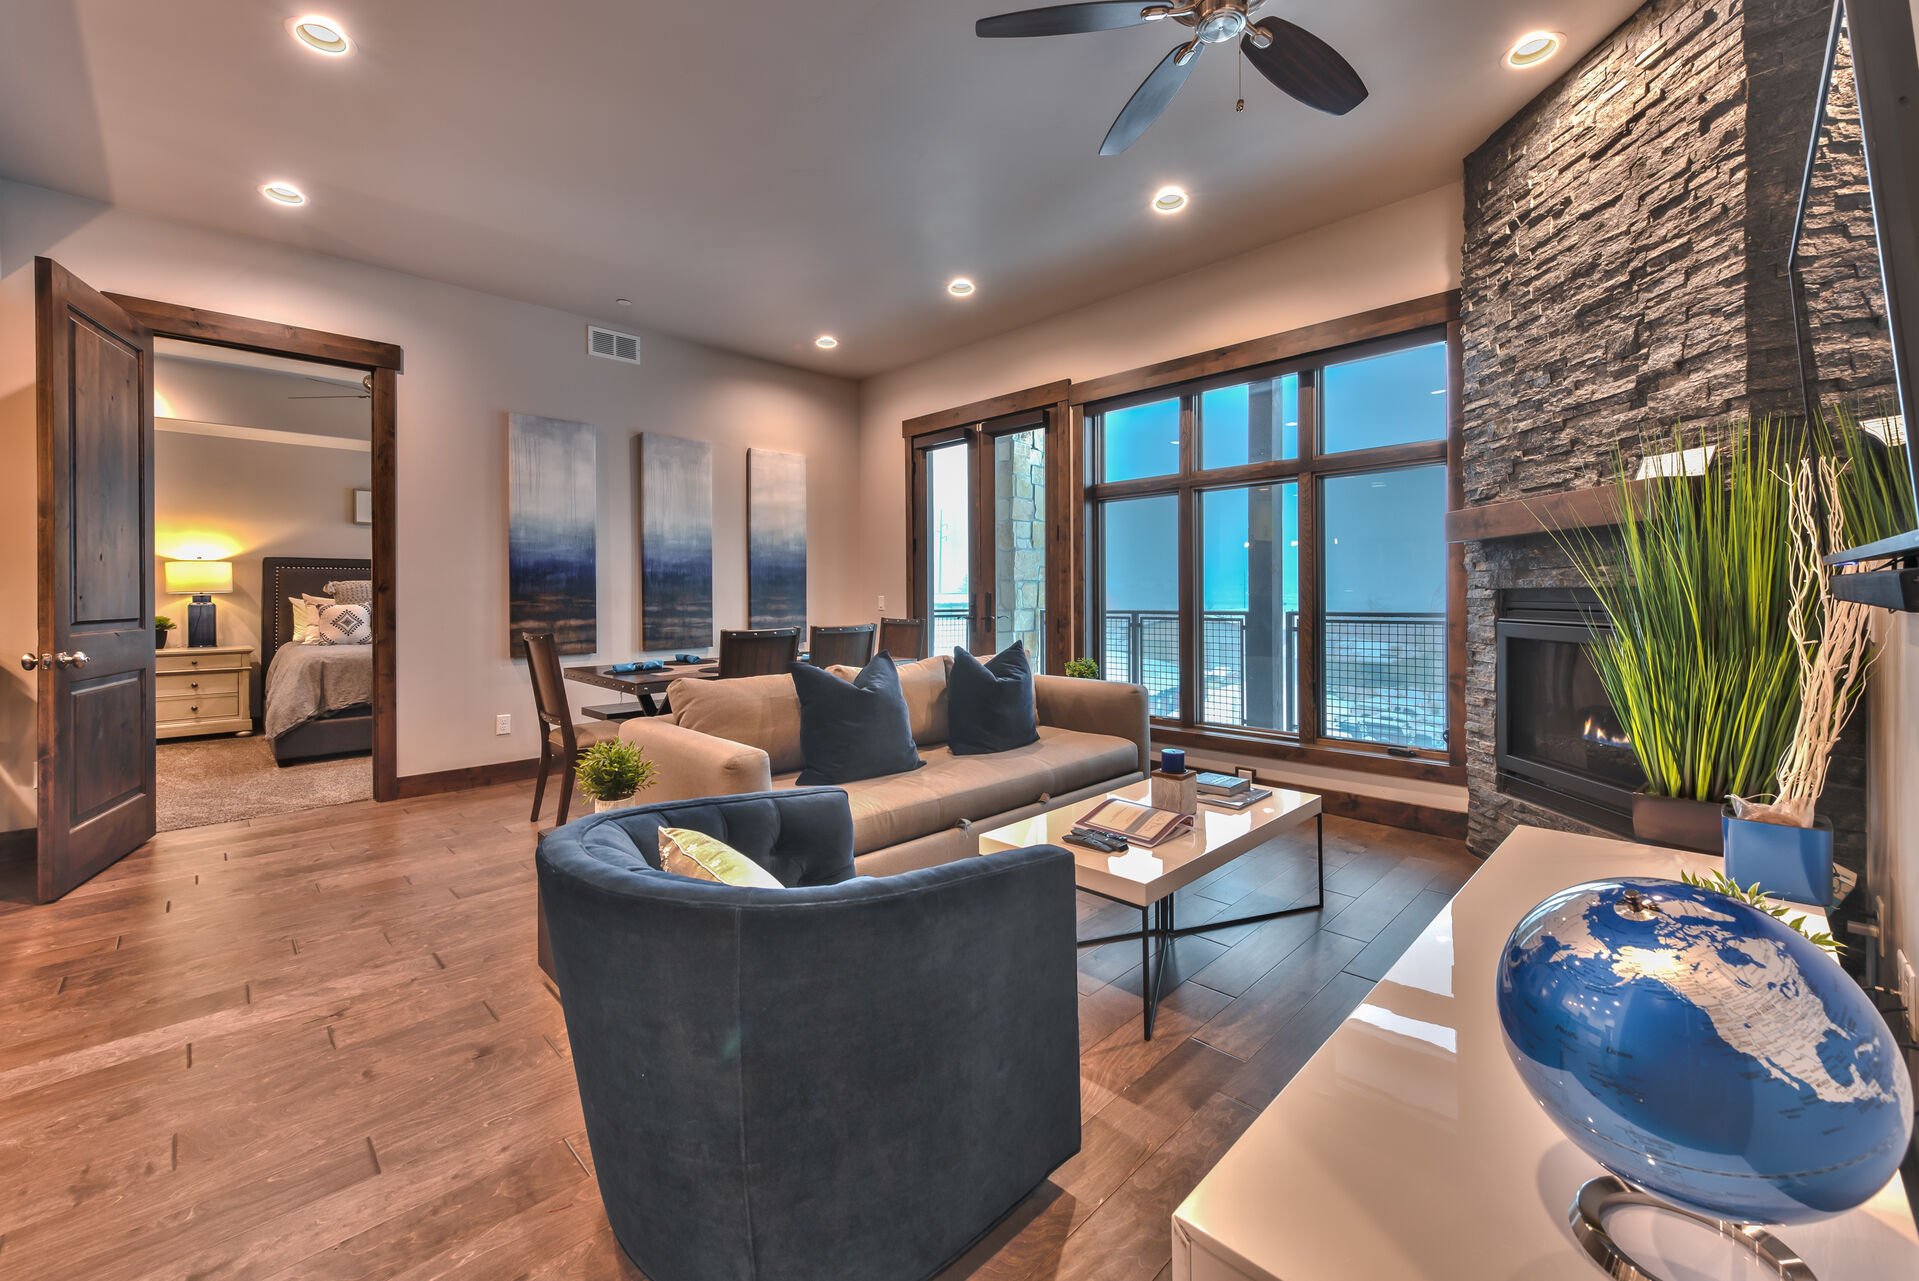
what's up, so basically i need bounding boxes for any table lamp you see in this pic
[164,559,234,648]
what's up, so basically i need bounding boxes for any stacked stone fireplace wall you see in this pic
[1459,0,1871,870]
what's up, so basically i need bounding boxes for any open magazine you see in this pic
[1078,797,1195,847]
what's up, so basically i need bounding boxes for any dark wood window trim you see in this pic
[1080,298,1466,785]
[1069,292,1457,408]
[108,294,406,803]
[902,380,1070,439]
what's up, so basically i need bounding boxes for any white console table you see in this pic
[1171,825,1919,1281]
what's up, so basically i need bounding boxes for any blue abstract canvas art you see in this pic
[640,433,714,650]
[507,414,597,655]
[748,449,807,631]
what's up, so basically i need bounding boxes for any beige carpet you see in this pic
[156,736,372,831]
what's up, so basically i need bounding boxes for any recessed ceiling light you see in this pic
[1152,185,1189,215]
[815,335,839,350]
[290,16,351,56]
[615,298,632,307]
[1506,31,1562,69]
[947,277,976,297]
[260,181,307,207]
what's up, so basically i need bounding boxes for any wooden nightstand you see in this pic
[156,644,254,739]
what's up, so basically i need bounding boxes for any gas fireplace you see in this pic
[1494,588,1645,834]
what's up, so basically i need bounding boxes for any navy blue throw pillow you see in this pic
[948,641,1040,755]
[792,653,924,785]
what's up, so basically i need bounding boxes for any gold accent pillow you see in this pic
[656,827,782,889]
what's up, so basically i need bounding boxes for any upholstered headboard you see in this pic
[260,557,372,672]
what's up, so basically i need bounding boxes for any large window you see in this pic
[1088,331,1454,759]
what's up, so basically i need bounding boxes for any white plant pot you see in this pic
[593,796,637,814]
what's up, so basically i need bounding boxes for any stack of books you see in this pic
[1195,772,1272,811]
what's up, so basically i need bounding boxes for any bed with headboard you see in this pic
[261,557,374,765]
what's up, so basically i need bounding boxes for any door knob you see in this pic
[20,653,49,671]
[54,651,89,669]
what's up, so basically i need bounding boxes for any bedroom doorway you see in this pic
[150,341,377,830]
[111,296,403,828]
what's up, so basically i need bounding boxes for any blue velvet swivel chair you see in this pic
[535,788,1083,1281]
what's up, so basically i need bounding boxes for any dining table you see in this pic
[562,659,718,720]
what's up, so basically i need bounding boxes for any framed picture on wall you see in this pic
[351,488,373,525]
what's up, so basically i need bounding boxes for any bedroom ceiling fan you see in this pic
[288,373,373,401]
[976,0,1368,155]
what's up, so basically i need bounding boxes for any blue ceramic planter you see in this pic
[1720,805,1834,907]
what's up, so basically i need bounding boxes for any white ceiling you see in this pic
[0,1,1640,377]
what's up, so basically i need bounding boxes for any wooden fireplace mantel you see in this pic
[1444,479,1666,543]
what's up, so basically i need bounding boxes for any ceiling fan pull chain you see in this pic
[1236,53,1245,112]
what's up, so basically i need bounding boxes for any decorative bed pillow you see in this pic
[289,593,333,644]
[948,640,1039,755]
[792,652,923,785]
[324,579,373,606]
[313,601,372,645]
[656,827,782,888]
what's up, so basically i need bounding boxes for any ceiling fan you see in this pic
[288,373,373,401]
[976,0,1368,155]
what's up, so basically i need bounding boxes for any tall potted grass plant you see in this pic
[1558,420,1804,853]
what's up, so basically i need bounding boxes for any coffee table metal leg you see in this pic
[1162,810,1327,940]
[1074,812,1326,1040]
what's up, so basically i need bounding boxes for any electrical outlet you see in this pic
[1898,950,1918,1041]
[495,713,511,736]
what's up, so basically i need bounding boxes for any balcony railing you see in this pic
[928,606,1446,752]
[1101,609,1446,752]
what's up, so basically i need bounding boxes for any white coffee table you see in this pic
[977,780,1324,1038]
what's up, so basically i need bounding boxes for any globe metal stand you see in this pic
[1569,1176,1817,1281]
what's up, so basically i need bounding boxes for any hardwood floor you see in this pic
[0,784,1477,1281]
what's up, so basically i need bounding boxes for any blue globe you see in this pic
[1497,876,1912,1225]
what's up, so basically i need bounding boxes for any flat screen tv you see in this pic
[1790,0,1919,604]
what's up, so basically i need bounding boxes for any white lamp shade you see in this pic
[164,559,234,595]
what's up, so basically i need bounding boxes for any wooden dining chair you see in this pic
[807,623,877,669]
[523,633,618,825]
[876,617,927,661]
[717,627,801,678]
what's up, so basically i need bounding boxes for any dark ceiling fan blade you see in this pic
[1100,42,1199,156]
[977,2,1164,38]
[287,393,369,400]
[1240,17,1368,115]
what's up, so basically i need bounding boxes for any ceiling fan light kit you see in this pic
[976,0,1368,154]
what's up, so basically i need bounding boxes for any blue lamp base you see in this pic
[186,596,218,648]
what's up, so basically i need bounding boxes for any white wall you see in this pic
[0,177,862,824]
[855,182,1465,805]
[154,430,374,660]
[1868,609,1919,1037]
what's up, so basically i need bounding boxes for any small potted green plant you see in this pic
[1063,657,1100,680]
[575,740,657,813]
[155,615,175,650]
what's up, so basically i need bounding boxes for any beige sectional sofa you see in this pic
[617,656,1151,875]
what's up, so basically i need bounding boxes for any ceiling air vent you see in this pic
[587,324,642,365]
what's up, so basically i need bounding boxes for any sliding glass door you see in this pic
[910,414,1051,663]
